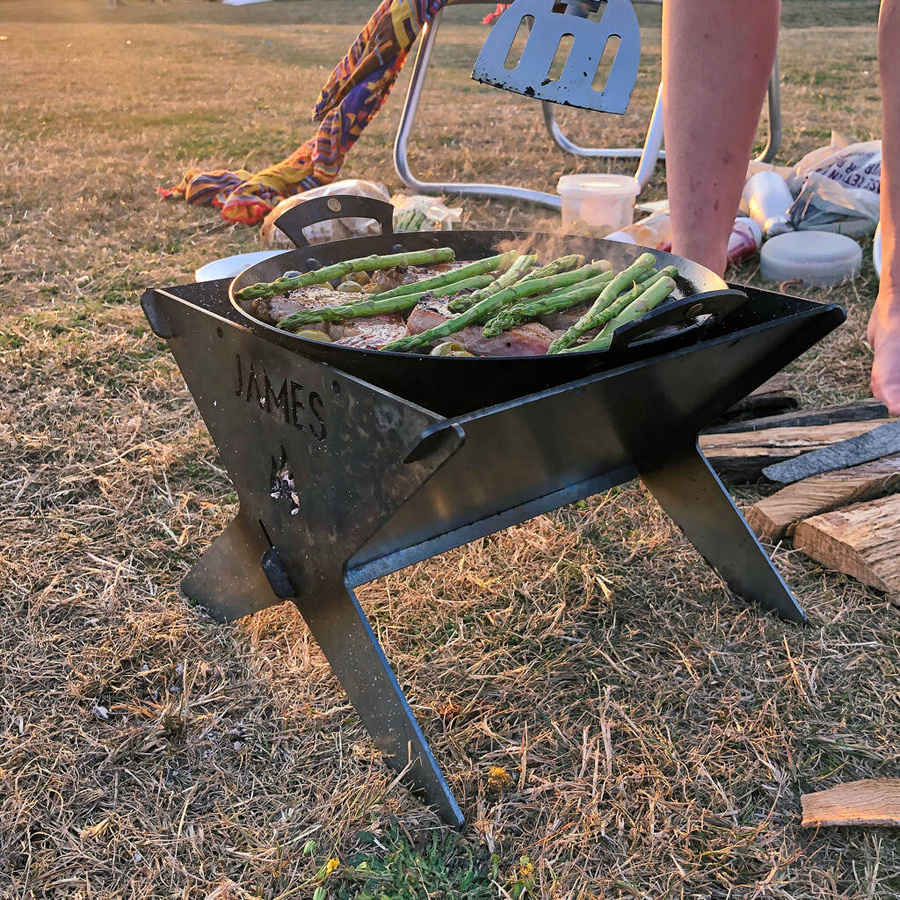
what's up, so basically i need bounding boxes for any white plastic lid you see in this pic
[557,173,641,199]
[760,231,862,286]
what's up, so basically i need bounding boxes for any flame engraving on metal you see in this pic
[269,444,301,516]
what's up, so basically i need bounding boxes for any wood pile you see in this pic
[702,392,900,603]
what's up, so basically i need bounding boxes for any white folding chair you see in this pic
[392,0,782,207]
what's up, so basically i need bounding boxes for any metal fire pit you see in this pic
[141,201,845,826]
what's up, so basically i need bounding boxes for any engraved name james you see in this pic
[234,354,326,440]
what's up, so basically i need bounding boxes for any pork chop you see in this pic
[406,298,553,356]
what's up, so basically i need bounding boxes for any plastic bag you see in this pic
[391,193,462,232]
[788,136,881,236]
[259,179,391,248]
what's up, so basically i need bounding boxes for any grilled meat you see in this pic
[405,297,456,334]
[407,298,554,356]
[252,284,347,326]
[329,314,408,350]
[453,322,554,356]
[370,267,412,292]
[537,303,593,332]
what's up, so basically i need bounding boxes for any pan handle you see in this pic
[274,195,396,248]
[605,289,748,355]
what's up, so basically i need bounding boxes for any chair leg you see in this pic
[756,53,782,164]
[541,80,664,191]
[541,49,781,179]
[392,9,562,209]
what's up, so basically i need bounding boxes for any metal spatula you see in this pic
[471,0,641,113]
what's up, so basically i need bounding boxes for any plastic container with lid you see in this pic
[557,174,641,232]
[760,230,862,286]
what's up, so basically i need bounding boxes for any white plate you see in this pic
[195,250,290,282]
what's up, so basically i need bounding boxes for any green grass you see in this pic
[324,824,518,900]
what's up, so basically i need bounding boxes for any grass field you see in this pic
[2,1,899,898]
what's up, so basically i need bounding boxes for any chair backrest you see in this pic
[472,0,641,113]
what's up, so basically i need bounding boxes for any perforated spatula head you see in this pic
[472,0,641,113]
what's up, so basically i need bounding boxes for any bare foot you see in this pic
[867,287,900,415]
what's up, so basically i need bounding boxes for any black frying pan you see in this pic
[229,195,747,415]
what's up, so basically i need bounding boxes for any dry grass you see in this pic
[2,1,899,897]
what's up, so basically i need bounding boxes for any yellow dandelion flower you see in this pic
[487,766,513,792]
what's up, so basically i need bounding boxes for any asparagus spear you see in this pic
[448,253,585,312]
[446,252,534,312]
[560,275,678,354]
[444,253,537,313]
[549,265,678,354]
[481,270,615,337]
[522,253,587,281]
[236,247,457,302]
[367,250,518,303]
[547,252,658,353]
[276,274,495,332]
[382,261,612,353]
[481,266,655,337]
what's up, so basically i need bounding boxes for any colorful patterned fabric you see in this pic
[482,3,510,25]
[159,0,449,225]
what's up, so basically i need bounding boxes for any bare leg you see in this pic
[869,0,900,414]
[663,0,781,276]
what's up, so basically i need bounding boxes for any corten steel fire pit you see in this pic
[142,196,845,826]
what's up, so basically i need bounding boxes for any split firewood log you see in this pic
[802,779,900,828]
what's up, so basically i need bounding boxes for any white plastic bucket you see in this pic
[557,174,640,232]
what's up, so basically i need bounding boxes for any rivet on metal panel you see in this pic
[261,547,297,600]
[327,197,342,213]
[686,303,703,319]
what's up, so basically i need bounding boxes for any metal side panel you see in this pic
[142,286,459,618]
[349,294,845,581]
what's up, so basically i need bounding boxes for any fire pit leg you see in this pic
[294,577,464,829]
[638,443,807,624]
[182,512,285,623]
[181,515,465,826]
